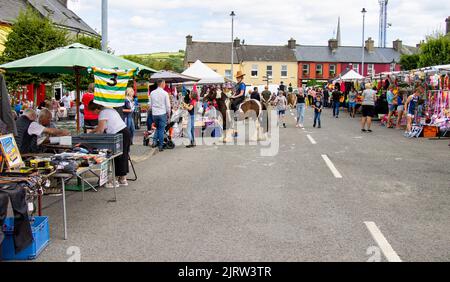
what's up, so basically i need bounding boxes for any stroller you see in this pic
[143,109,183,149]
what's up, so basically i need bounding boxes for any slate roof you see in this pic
[0,0,98,36]
[295,45,403,64]
[185,41,297,64]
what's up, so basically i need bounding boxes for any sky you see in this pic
[68,0,450,55]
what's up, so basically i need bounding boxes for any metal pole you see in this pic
[231,12,235,82]
[361,9,366,76]
[101,0,108,52]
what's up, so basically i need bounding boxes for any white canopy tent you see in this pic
[182,60,225,84]
[337,69,365,81]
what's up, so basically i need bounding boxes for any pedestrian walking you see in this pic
[361,83,377,133]
[274,91,287,128]
[150,79,171,152]
[348,87,358,118]
[313,95,323,128]
[332,88,341,118]
[182,90,198,148]
[296,89,306,128]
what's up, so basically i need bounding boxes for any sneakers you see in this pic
[118,178,128,187]
[361,129,367,132]
[105,180,119,189]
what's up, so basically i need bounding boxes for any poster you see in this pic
[99,162,109,187]
[0,134,23,169]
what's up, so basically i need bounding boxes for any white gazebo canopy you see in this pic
[182,60,225,84]
[339,69,365,81]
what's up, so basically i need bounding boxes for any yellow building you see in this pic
[0,23,11,54]
[184,36,298,87]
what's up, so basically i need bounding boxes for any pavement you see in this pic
[35,106,449,262]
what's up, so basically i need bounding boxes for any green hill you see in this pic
[121,51,185,72]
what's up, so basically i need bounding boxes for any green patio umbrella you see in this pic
[0,43,157,131]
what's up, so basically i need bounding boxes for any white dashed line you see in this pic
[306,134,317,145]
[364,222,402,262]
[321,155,343,178]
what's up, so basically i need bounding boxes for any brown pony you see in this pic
[203,86,268,142]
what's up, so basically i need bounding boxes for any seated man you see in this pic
[15,109,70,154]
[230,71,247,113]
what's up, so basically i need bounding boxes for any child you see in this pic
[275,91,288,128]
[313,95,323,128]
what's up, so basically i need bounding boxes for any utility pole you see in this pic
[230,11,236,82]
[101,0,108,52]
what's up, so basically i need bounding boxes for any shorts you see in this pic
[348,102,356,108]
[278,110,286,116]
[362,105,375,117]
[407,113,415,118]
[388,104,396,112]
[397,105,404,112]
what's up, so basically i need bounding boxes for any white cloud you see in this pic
[69,0,450,55]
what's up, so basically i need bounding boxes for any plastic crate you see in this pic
[1,216,50,260]
[72,133,123,154]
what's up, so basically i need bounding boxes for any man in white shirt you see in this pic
[150,79,171,151]
[61,93,71,109]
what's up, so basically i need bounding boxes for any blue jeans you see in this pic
[187,114,195,144]
[333,101,340,117]
[314,111,322,127]
[147,111,153,131]
[125,115,135,143]
[296,103,305,125]
[153,114,167,149]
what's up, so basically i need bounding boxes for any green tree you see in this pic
[0,8,68,90]
[400,53,420,70]
[418,34,450,67]
[60,35,102,91]
[122,54,184,73]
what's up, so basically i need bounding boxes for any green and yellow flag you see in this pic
[93,67,135,107]
[136,80,149,104]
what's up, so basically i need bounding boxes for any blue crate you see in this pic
[1,216,50,260]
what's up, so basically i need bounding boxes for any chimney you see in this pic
[58,0,68,7]
[446,16,450,35]
[328,39,338,52]
[186,35,193,46]
[393,39,402,52]
[234,38,241,47]
[288,38,296,49]
[365,37,375,53]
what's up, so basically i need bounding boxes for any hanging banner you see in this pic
[136,80,149,104]
[92,67,136,107]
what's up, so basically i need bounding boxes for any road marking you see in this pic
[321,155,343,178]
[306,134,317,145]
[364,222,402,262]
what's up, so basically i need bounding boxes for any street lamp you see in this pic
[102,0,108,52]
[230,11,236,81]
[361,8,367,76]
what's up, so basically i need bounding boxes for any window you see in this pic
[281,65,288,78]
[266,65,273,78]
[329,64,336,77]
[225,70,232,80]
[251,65,258,77]
[353,64,360,74]
[316,64,323,76]
[368,64,374,76]
[302,64,310,76]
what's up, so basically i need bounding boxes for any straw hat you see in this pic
[235,71,246,79]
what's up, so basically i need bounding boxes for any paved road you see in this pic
[37,106,449,262]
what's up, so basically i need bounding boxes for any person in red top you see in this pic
[82,83,99,127]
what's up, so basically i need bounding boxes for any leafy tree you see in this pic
[60,35,102,91]
[400,33,450,70]
[418,34,450,67]
[400,53,420,70]
[123,54,184,73]
[0,8,68,90]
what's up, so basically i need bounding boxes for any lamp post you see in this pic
[101,0,108,52]
[361,8,367,76]
[230,11,236,82]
